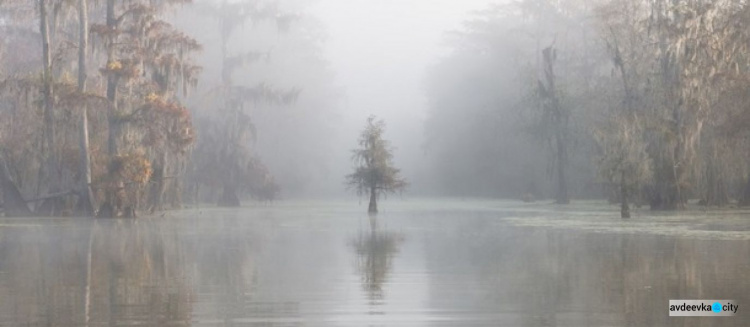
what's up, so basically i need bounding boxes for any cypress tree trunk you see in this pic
[670,107,684,209]
[740,170,750,207]
[99,0,120,218]
[540,47,569,205]
[703,140,729,207]
[40,0,54,161]
[77,0,87,92]
[38,0,64,216]
[105,0,118,156]
[76,0,95,216]
[77,110,96,216]
[148,151,168,212]
[368,186,377,213]
[620,170,630,218]
[555,129,569,204]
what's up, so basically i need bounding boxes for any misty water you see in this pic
[1,200,749,327]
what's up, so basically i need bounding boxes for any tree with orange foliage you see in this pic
[89,0,200,217]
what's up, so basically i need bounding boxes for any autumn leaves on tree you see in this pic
[0,0,199,217]
[0,0,308,216]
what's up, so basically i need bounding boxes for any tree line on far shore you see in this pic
[424,0,750,217]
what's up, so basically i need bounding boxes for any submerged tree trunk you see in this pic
[620,170,630,219]
[368,186,377,213]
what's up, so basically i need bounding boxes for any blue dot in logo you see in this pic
[712,302,722,313]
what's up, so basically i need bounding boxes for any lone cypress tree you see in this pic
[347,116,407,213]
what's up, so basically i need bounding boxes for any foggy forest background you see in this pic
[1,0,750,217]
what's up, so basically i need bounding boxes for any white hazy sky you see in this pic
[311,0,499,188]
[312,0,498,119]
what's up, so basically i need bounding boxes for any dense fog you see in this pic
[178,0,502,198]
[3,0,750,216]
[3,2,750,326]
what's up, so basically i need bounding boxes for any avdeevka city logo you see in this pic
[669,300,737,316]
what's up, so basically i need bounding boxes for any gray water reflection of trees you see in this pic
[185,216,263,324]
[425,220,750,327]
[87,220,194,326]
[0,217,262,326]
[350,222,404,303]
[0,219,194,326]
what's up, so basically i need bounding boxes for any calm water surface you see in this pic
[0,200,749,326]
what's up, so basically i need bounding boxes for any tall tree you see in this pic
[594,115,652,218]
[186,0,297,206]
[76,0,95,216]
[91,0,200,216]
[346,116,407,213]
[37,0,62,215]
[537,46,570,204]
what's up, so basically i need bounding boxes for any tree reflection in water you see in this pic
[1,211,749,326]
[0,216,261,326]
[424,220,750,327]
[350,215,404,303]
